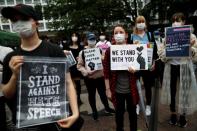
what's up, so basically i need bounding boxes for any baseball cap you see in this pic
[87,33,96,41]
[1,4,42,21]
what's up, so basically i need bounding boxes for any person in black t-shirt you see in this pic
[1,4,79,131]
[64,32,84,106]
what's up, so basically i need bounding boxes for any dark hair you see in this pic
[99,31,105,36]
[68,32,81,46]
[172,12,185,23]
[111,24,128,45]
[112,24,127,34]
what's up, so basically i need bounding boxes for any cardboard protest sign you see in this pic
[147,43,154,69]
[66,51,76,67]
[165,25,191,57]
[16,56,70,128]
[110,44,148,70]
[154,31,163,50]
[84,48,103,71]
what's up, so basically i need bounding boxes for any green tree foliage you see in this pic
[43,0,139,33]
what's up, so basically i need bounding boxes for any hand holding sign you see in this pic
[57,114,79,128]
[87,70,97,76]
[9,56,24,78]
[128,66,136,73]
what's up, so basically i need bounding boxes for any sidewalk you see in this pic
[79,81,197,131]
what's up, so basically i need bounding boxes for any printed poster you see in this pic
[110,44,148,70]
[147,42,154,69]
[84,48,103,71]
[16,56,70,128]
[165,25,191,57]
[66,51,77,67]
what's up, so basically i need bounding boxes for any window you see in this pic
[38,22,44,30]
[0,7,3,13]
[2,25,11,31]
[45,22,52,30]
[1,17,9,23]
[25,0,33,4]
[7,0,14,5]
[16,0,24,4]
[0,0,5,5]
[34,0,41,4]
[41,0,47,4]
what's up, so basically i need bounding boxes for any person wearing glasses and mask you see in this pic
[0,4,80,131]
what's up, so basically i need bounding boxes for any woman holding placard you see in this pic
[158,12,197,128]
[64,32,84,106]
[77,33,115,121]
[130,16,158,116]
[103,25,139,131]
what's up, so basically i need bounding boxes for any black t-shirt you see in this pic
[2,40,66,124]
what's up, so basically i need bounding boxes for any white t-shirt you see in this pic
[96,40,111,53]
[0,46,13,62]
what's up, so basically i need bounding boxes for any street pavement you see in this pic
[79,80,197,131]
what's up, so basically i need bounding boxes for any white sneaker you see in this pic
[136,104,140,115]
[145,105,151,116]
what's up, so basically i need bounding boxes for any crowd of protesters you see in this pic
[0,3,197,131]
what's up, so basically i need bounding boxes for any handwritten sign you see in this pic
[110,45,148,70]
[16,57,69,128]
[165,25,191,57]
[84,48,103,71]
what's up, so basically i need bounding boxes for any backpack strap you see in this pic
[146,32,151,42]
[128,33,133,44]
[82,50,85,62]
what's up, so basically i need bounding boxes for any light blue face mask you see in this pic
[12,20,36,38]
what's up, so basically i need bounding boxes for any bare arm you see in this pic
[77,51,88,76]
[105,79,112,101]
[2,75,17,98]
[2,56,23,98]
[57,72,79,128]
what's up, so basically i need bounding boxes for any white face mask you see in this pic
[172,22,182,27]
[12,20,36,38]
[72,36,78,42]
[114,33,125,44]
[136,23,146,30]
[88,40,96,47]
[99,35,106,41]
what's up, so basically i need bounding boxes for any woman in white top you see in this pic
[159,12,197,128]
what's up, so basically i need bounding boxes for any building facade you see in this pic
[0,0,49,32]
